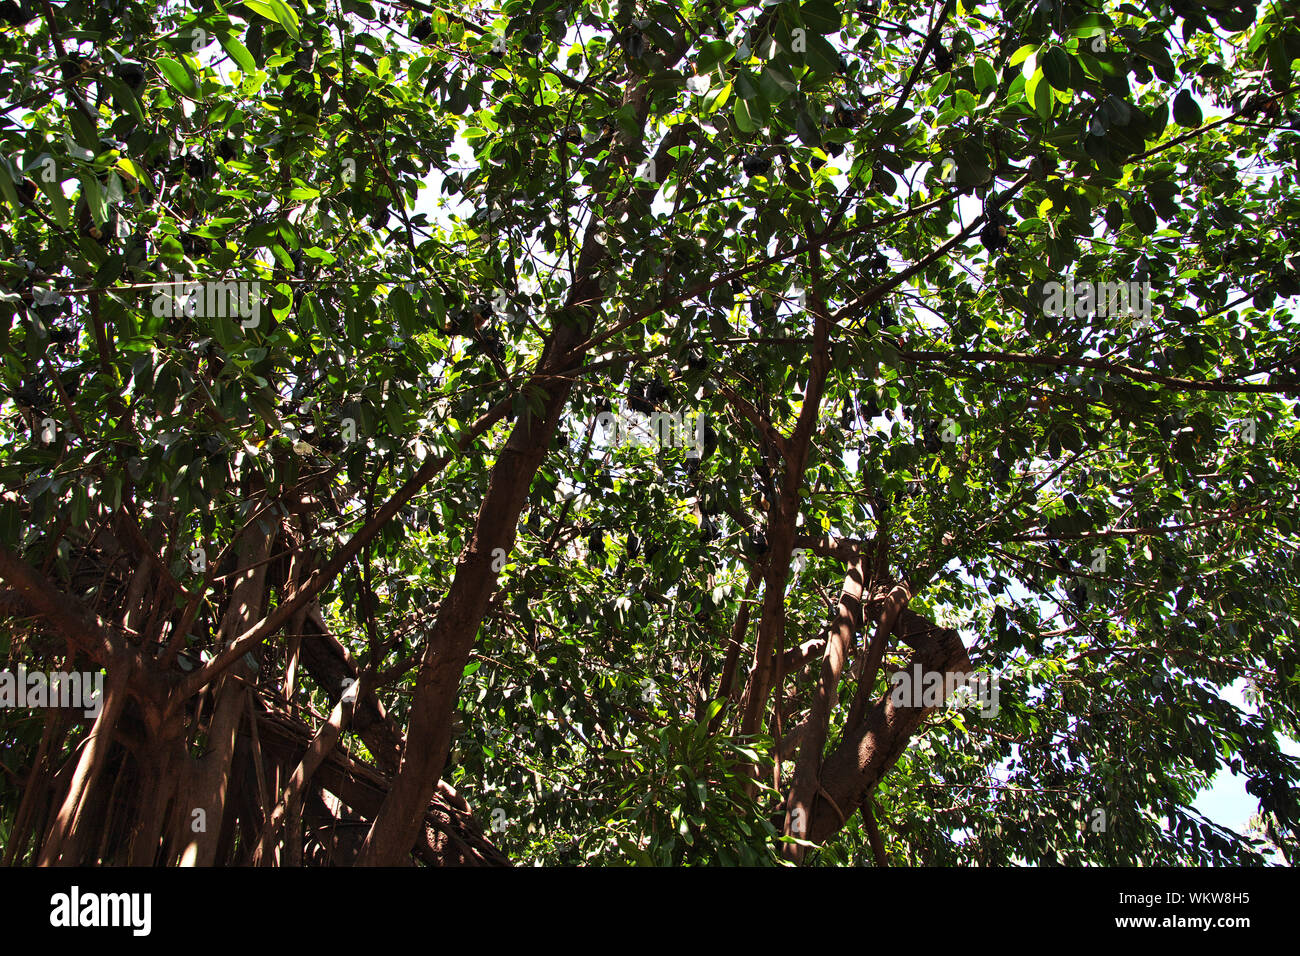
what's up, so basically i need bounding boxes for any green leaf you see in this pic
[192,217,240,239]
[1128,197,1157,234]
[303,292,331,340]
[795,108,821,147]
[1067,13,1113,37]
[696,40,735,76]
[1008,44,1038,68]
[1025,68,1052,119]
[219,31,258,73]
[244,0,301,41]
[758,64,797,104]
[801,33,840,80]
[267,0,302,40]
[1172,89,1202,127]
[37,176,69,229]
[158,233,185,266]
[734,69,759,101]
[69,109,98,152]
[1041,46,1072,90]
[0,160,19,212]
[389,285,416,335]
[78,173,107,226]
[702,81,732,114]
[1266,39,1291,91]
[973,57,996,92]
[1104,200,1123,231]
[157,57,199,98]
[345,305,364,346]
[799,0,841,35]
[733,95,758,132]
[94,254,124,287]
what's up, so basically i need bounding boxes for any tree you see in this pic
[0,0,1297,867]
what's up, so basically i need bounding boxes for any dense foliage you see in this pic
[0,0,1297,866]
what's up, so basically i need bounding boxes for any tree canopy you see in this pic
[0,0,1298,867]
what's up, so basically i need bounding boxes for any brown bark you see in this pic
[739,284,835,736]
[176,528,272,866]
[740,510,799,736]
[793,534,874,561]
[782,557,867,861]
[252,672,371,865]
[298,604,402,774]
[3,709,66,866]
[355,338,580,865]
[782,634,833,673]
[807,622,971,843]
[253,704,507,865]
[846,580,912,732]
[126,719,185,865]
[37,660,130,866]
[0,543,121,665]
[168,394,514,711]
[354,45,693,867]
[708,567,759,732]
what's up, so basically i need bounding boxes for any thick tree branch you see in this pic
[783,556,867,861]
[809,623,971,843]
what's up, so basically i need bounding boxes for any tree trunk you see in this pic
[809,621,971,843]
[783,557,867,860]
